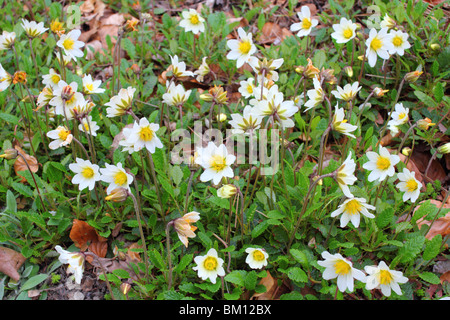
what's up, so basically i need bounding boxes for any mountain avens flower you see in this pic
[193,248,225,284]
[364,261,408,297]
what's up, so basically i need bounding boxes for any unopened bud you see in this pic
[105,188,129,202]
[401,147,412,156]
[217,184,237,199]
[343,66,353,78]
[430,43,440,51]
[12,71,27,84]
[405,70,423,83]
[0,148,18,160]
[216,113,227,122]
[416,118,435,130]
[437,143,450,155]
[120,283,132,295]
[373,87,389,97]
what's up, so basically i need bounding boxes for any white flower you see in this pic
[238,78,256,98]
[226,27,258,68]
[195,142,236,185]
[169,55,194,78]
[119,117,163,154]
[253,85,298,128]
[380,14,396,29]
[193,248,225,284]
[78,115,99,136]
[331,17,357,44]
[21,19,48,38]
[249,57,284,83]
[0,31,16,50]
[194,57,210,82]
[388,102,409,127]
[42,68,61,89]
[387,30,411,56]
[362,146,400,182]
[290,6,319,37]
[179,9,205,34]
[303,76,324,112]
[105,86,136,117]
[37,86,54,108]
[229,105,263,135]
[46,126,73,150]
[100,162,133,195]
[55,245,85,284]
[336,152,357,198]
[364,261,408,297]
[245,247,269,269]
[331,197,376,228]
[82,74,105,94]
[331,81,361,102]
[396,168,422,203]
[317,251,366,292]
[173,211,200,247]
[332,104,358,139]
[49,80,84,120]
[69,158,101,191]
[56,29,85,61]
[365,28,394,68]
[162,81,192,107]
[0,63,12,92]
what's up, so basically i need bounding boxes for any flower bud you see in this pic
[304,58,320,79]
[0,148,18,160]
[105,188,129,202]
[430,43,440,51]
[12,71,27,84]
[343,66,353,78]
[401,147,412,156]
[217,184,237,199]
[437,143,450,154]
[405,70,423,83]
[216,113,227,122]
[120,283,132,295]
[373,87,389,97]
[416,118,435,130]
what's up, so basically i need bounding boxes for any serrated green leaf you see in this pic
[290,248,309,268]
[224,270,246,287]
[148,249,165,270]
[287,267,308,283]
[423,234,442,261]
[174,254,193,274]
[414,90,436,108]
[418,272,441,285]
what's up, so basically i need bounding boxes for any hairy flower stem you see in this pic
[129,191,150,282]
[184,169,196,213]
[28,36,41,91]
[146,151,165,222]
[17,152,47,212]
[378,77,406,142]
[287,171,336,250]
[317,95,333,177]
[165,221,174,289]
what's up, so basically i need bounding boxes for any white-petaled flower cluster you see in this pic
[119,117,164,154]
[318,251,408,296]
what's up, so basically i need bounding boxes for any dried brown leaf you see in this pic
[0,246,26,281]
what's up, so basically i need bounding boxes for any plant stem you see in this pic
[165,221,174,289]
[146,151,165,222]
[129,191,150,283]
[17,152,47,212]
[28,36,41,91]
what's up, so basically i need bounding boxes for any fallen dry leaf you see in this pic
[416,200,450,240]
[69,219,108,257]
[13,145,39,183]
[0,246,26,281]
[440,271,450,284]
[250,270,291,300]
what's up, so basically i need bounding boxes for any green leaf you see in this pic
[11,182,33,197]
[122,38,136,59]
[418,272,441,285]
[376,206,394,228]
[398,233,426,263]
[414,90,436,108]
[251,220,269,238]
[19,274,48,292]
[244,271,258,291]
[148,249,165,270]
[0,112,19,125]
[174,254,193,274]
[170,165,183,186]
[423,234,442,261]
[225,270,246,287]
[433,82,444,103]
[6,190,17,213]
[287,267,308,283]
[289,249,309,268]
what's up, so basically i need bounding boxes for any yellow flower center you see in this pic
[370,36,383,51]
[85,83,94,92]
[51,74,60,84]
[406,178,418,192]
[62,37,75,51]
[252,250,265,262]
[203,256,218,271]
[376,156,391,171]
[392,35,403,47]
[238,40,252,55]
[379,270,393,285]
[343,28,353,39]
[114,171,128,186]
[334,259,351,275]
[247,84,253,94]
[210,155,227,172]
[398,113,406,120]
[81,167,94,179]
[139,126,154,142]
[58,128,70,141]
[344,199,362,215]
[190,14,199,25]
[302,18,312,30]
